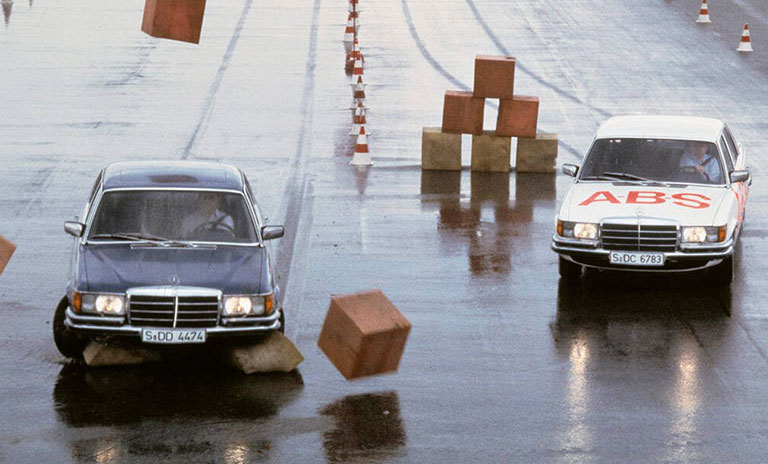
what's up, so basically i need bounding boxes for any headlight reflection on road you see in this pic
[223,440,253,464]
[91,437,123,464]
[562,331,594,453]
[666,336,704,464]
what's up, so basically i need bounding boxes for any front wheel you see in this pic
[53,297,89,359]
[708,255,733,287]
[559,256,582,282]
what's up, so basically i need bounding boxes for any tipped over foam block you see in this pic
[83,342,162,367]
[226,332,305,374]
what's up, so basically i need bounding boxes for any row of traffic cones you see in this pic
[343,0,372,166]
[696,0,753,52]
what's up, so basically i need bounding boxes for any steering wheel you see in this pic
[672,165,710,182]
[191,216,236,239]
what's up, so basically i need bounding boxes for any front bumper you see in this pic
[65,308,282,337]
[551,235,734,272]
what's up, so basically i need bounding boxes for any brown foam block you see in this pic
[496,95,539,138]
[442,90,484,135]
[473,55,516,98]
[422,127,462,171]
[318,289,411,380]
[516,132,558,173]
[0,235,16,277]
[141,0,207,44]
[471,131,512,172]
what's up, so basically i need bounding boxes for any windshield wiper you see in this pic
[89,233,196,247]
[599,172,652,182]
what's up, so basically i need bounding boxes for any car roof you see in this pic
[102,161,244,191]
[595,115,725,142]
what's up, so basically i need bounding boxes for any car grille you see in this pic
[129,295,219,328]
[601,223,678,252]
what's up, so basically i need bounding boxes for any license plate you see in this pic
[141,328,207,344]
[609,251,665,267]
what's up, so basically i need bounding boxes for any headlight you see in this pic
[75,293,125,315]
[223,294,274,317]
[558,220,598,240]
[224,296,253,316]
[682,225,726,243]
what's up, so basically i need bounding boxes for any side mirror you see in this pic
[261,225,284,241]
[730,170,750,184]
[562,164,579,177]
[64,221,85,238]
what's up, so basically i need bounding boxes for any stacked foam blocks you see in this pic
[422,55,558,173]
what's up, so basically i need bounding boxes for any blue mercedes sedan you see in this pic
[53,161,285,358]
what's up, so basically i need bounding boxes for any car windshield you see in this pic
[88,190,258,243]
[579,138,724,185]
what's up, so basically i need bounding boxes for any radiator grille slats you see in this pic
[129,295,219,328]
[601,224,678,251]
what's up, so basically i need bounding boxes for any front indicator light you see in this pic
[264,294,274,316]
[72,292,82,312]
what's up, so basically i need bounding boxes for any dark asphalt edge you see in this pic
[182,0,256,159]
[400,0,584,161]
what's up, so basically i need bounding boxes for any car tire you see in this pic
[53,297,89,359]
[708,255,733,287]
[278,309,285,334]
[559,256,582,282]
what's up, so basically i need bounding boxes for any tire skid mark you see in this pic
[274,0,321,299]
[463,0,610,121]
[399,0,583,160]
[182,0,256,159]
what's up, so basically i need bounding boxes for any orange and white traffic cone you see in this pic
[345,37,364,73]
[343,15,355,54]
[350,132,372,166]
[351,55,364,80]
[351,37,364,62]
[350,106,371,135]
[350,96,369,111]
[349,0,361,16]
[737,23,753,52]
[350,81,368,109]
[696,0,711,24]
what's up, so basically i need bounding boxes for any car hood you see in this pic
[76,244,270,294]
[560,183,730,225]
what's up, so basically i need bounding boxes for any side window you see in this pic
[718,136,734,173]
[723,127,740,160]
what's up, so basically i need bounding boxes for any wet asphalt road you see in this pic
[2,0,768,462]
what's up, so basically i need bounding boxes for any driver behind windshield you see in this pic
[678,141,722,183]
[180,192,234,240]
